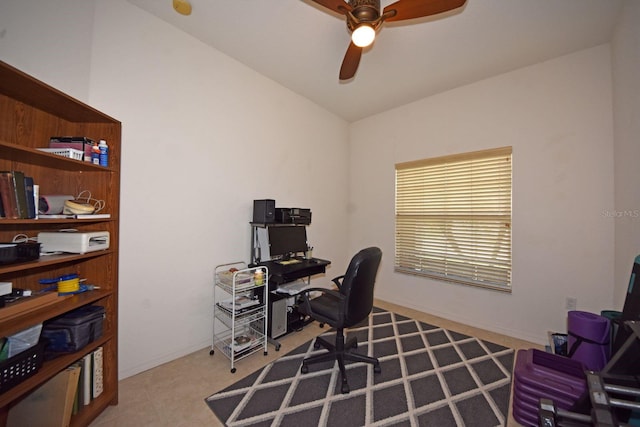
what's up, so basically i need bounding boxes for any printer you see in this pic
[38,231,110,254]
[275,208,312,225]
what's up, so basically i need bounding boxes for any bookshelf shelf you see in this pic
[0,140,114,172]
[0,60,120,427]
[0,334,112,409]
[0,251,114,275]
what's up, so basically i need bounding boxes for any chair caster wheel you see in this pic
[264,351,268,356]
[374,364,381,374]
[209,349,214,356]
[341,383,350,394]
[301,364,309,374]
[231,368,236,374]
[319,323,325,328]
[313,341,321,349]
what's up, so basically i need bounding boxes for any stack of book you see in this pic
[0,171,37,219]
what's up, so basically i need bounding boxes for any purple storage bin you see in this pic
[512,349,587,426]
[514,378,577,409]
[567,310,610,371]
[513,391,539,414]
[512,397,539,426]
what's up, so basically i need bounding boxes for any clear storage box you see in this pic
[7,324,43,358]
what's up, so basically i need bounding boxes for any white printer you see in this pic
[38,231,110,254]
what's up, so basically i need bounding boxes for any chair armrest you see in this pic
[332,275,345,289]
[301,287,343,300]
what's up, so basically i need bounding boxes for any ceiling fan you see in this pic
[309,0,467,80]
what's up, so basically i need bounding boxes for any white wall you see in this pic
[349,46,615,344]
[0,0,94,101]
[1,0,350,379]
[612,0,640,307]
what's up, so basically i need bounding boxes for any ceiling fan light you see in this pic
[351,24,375,47]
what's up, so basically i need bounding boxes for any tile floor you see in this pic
[89,300,542,426]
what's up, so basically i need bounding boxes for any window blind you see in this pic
[395,147,512,291]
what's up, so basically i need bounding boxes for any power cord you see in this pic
[11,233,63,256]
[71,190,106,213]
[11,234,37,243]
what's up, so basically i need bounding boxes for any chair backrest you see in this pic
[340,247,382,327]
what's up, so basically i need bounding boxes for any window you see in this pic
[395,147,512,291]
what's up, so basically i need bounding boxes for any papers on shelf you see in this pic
[219,296,260,311]
[38,213,111,219]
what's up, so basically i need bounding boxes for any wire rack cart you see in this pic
[211,262,268,373]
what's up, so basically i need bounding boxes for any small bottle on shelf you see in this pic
[254,268,264,286]
[91,142,100,165]
[98,139,109,167]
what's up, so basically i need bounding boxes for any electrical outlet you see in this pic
[566,297,577,311]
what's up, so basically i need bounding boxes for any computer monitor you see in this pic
[268,226,308,258]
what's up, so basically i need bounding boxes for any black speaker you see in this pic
[253,199,275,223]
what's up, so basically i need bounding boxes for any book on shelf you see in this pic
[0,171,37,219]
[81,353,92,405]
[0,171,19,219]
[11,171,28,219]
[33,184,39,219]
[92,346,104,398]
[72,347,105,409]
[23,176,36,219]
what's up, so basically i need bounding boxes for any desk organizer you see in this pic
[512,348,587,426]
[0,340,45,393]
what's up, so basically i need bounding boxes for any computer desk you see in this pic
[252,257,331,350]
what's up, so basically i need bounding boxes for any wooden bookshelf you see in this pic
[0,60,120,426]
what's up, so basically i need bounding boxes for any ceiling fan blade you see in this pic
[383,0,466,22]
[309,0,352,15]
[339,42,362,81]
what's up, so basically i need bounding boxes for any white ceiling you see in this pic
[126,0,623,122]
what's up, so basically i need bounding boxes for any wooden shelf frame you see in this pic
[0,60,120,427]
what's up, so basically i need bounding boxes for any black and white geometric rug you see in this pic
[205,307,515,426]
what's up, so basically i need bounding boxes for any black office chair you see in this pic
[297,246,382,394]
